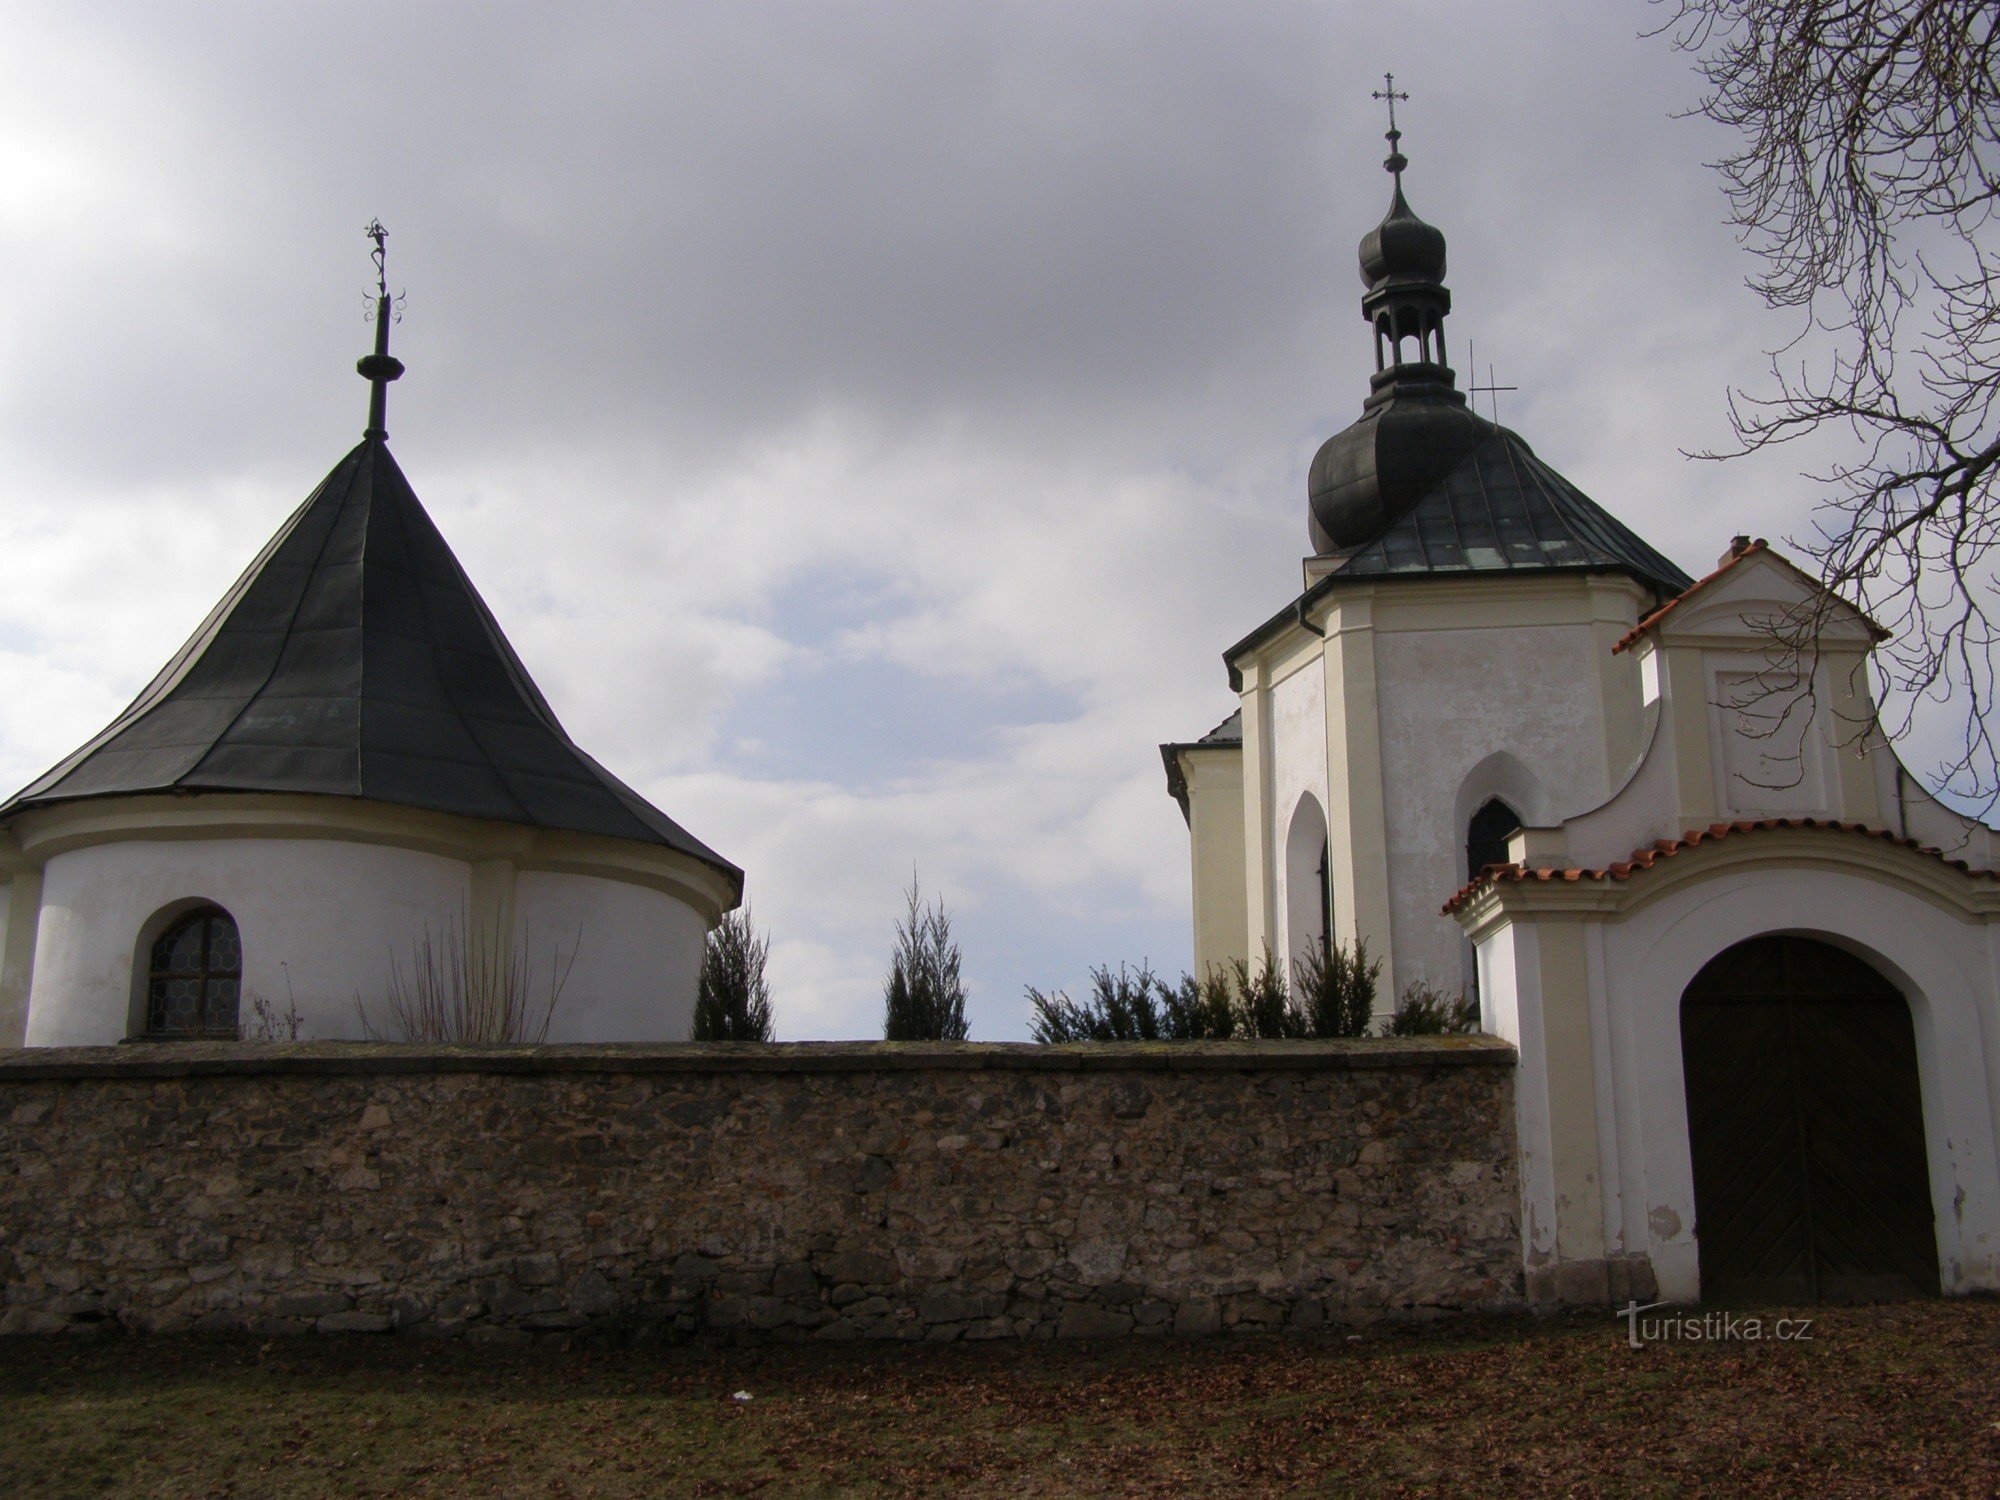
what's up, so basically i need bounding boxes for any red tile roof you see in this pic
[1611,539,1767,655]
[1610,537,1888,655]
[1440,817,2000,915]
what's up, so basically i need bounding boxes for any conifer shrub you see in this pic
[1229,948,1302,1039]
[1024,941,1384,1042]
[882,880,969,1041]
[1026,963,1236,1043]
[692,907,774,1042]
[1026,964,1161,1042]
[1292,937,1381,1039]
[1384,981,1480,1036]
[1160,966,1238,1039]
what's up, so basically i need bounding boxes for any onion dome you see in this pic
[1358,183,1447,289]
[1308,123,1485,554]
[1300,109,1690,599]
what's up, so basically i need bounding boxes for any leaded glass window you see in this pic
[145,907,242,1038]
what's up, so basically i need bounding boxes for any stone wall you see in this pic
[0,1038,1521,1340]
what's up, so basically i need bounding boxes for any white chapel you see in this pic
[1164,127,2000,1306]
[0,248,741,1048]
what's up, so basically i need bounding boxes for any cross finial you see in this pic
[1466,341,1519,424]
[357,218,405,440]
[1371,72,1411,181]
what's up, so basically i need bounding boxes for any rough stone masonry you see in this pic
[0,1038,1521,1341]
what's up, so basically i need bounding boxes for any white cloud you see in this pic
[4,0,1961,1039]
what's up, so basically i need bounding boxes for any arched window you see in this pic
[1284,793,1331,970]
[1466,798,1523,881]
[145,906,242,1038]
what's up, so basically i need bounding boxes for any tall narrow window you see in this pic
[1283,794,1330,972]
[146,906,242,1038]
[1317,838,1332,963]
[1466,798,1523,881]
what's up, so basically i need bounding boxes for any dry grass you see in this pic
[361,914,577,1044]
[3,1300,1997,1496]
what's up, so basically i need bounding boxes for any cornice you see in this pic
[2,792,738,921]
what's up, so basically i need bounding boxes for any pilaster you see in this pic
[0,873,43,1048]
[1321,593,1396,1000]
[1236,661,1273,959]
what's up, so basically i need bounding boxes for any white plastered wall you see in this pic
[26,838,469,1045]
[14,809,719,1046]
[1598,865,2000,1300]
[0,878,13,1044]
[1473,854,2000,1303]
[1373,612,1617,997]
[1268,651,1328,972]
[1179,748,1248,980]
[515,870,706,1043]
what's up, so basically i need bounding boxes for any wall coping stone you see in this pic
[0,1035,1514,1082]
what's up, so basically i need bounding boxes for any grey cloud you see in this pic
[4,0,1880,1036]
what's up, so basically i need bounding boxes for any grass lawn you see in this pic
[3,1300,1997,1496]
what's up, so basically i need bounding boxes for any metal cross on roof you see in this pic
[1372,72,1410,178]
[1371,72,1408,134]
[1467,341,1519,424]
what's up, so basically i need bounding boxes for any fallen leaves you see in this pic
[1,1302,1997,1495]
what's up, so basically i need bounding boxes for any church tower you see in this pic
[1163,109,1691,1008]
[1174,95,2000,1313]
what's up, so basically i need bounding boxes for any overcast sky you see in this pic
[0,1,1910,1038]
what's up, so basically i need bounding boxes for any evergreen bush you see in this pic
[1384,981,1480,1036]
[1027,963,1160,1042]
[883,880,969,1041]
[1229,949,1302,1039]
[1292,937,1380,1038]
[1025,946,1380,1043]
[1159,966,1238,1039]
[1026,963,1239,1042]
[692,907,774,1042]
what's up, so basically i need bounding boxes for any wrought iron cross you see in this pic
[1372,73,1410,179]
[1467,341,1519,424]
[1371,72,1409,136]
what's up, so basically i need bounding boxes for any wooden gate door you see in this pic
[1680,936,1939,1303]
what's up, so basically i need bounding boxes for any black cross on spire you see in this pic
[1372,72,1410,180]
[1466,341,1519,424]
[357,218,405,440]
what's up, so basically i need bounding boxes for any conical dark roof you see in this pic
[1,437,740,887]
[1331,425,1693,597]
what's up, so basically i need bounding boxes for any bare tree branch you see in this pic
[1655,0,2000,804]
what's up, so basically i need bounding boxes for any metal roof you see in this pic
[1225,428,1695,685]
[1,436,741,888]
[1158,709,1244,815]
[1333,427,1693,597]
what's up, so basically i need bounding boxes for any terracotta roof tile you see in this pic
[1440,817,2000,915]
[1611,539,1766,655]
[1609,538,1889,655]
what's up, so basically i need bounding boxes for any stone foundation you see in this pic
[0,1038,1521,1339]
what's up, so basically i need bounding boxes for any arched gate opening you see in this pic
[1681,935,1939,1303]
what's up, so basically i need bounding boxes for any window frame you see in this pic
[143,904,243,1040]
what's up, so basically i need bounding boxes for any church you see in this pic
[0,240,741,1048]
[1163,121,2000,1305]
